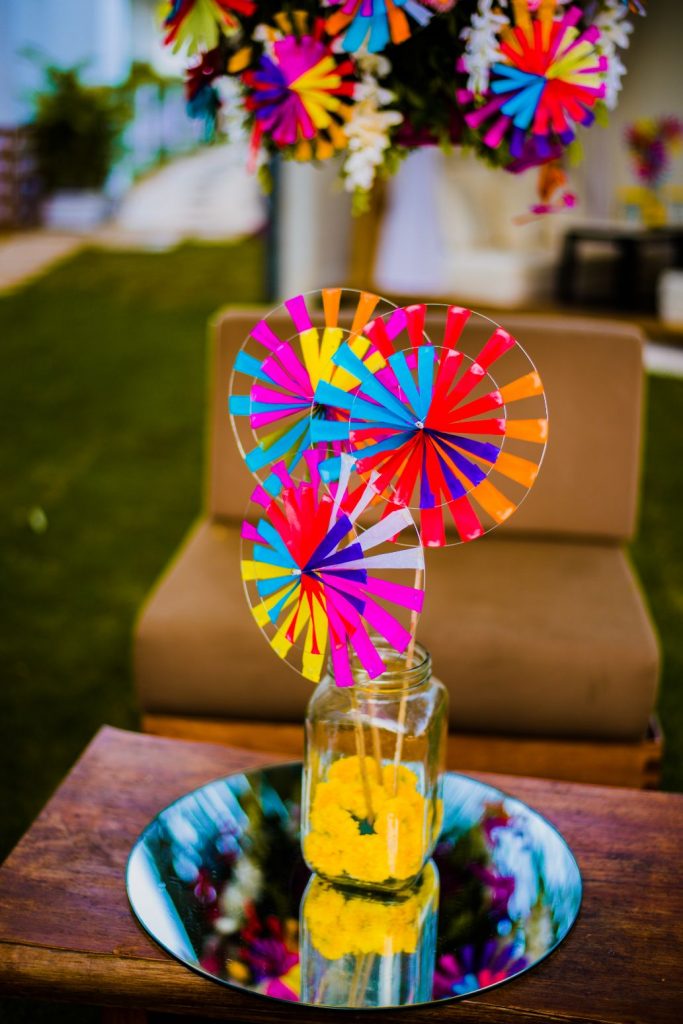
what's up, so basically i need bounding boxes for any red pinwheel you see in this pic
[312,305,548,548]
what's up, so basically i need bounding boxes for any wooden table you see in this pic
[0,726,681,1024]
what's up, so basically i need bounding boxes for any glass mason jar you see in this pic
[302,642,447,892]
[300,861,439,1007]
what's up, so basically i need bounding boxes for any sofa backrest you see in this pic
[208,308,645,543]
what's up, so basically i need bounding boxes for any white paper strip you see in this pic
[331,452,355,523]
[349,470,381,524]
[357,508,414,551]
[340,547,425,572]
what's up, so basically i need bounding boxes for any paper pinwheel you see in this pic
[162,0,255,53]
[311,305,548,548]
[325,0,445,54]
[242,27,357,160]
[229,289,394,495]
[240,457,425,686]
[459,0,607,160]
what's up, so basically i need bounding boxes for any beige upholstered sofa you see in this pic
[134,309,661,787]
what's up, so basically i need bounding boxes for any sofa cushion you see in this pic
[135,520,659,742]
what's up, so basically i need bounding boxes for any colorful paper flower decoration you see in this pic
[312,305,548,548]
[325,0,442,55]
[162,0,255,53]
[229,289,395,495]
[459,0,608,160]
[243,28,357,160]
[625,116,683,189]
[240,458,425,685]
[161,3,644,205]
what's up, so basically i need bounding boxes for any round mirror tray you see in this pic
[127,763,581,1010]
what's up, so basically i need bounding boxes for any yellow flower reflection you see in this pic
[302,863,439,962]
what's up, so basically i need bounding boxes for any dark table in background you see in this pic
[0,726,682,1023]
[557,222,683,310]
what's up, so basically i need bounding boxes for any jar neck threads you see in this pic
[328,641,431,695]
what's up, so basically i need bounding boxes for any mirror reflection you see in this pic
[301,863,439,1007]
[126,765,581,1008]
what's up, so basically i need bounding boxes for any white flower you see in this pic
[214,856,263,935]
[342,66,402,195]
[460,1,510,95]
[595,0,634,109]
[355,53,392,79]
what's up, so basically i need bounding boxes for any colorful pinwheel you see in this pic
[243,27,357,160]
[459,0,608,160]
[162,0,255,53]
[241,457,425,686]
[229,289,394,495]
[311,305,548,548]
[324,0,442,55]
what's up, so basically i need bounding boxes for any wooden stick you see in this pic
[355,952,376,1007]
[392,567,423,796]
[349,955,364,1006]
[350,689,375,824]
[370,713,384,785]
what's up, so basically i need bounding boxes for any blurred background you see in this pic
[0,3,682,1018]
[1,0,682,301]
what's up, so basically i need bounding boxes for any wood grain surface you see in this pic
[0,726,681,1023]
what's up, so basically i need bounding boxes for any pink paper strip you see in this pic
[250,408,302,429]
[241,521,263,542]
[251,320,282,352]
[349,625,386,679]
[270,347,312,396]
[251,485,273,510]
[361,599,411,653]
[285,294,313,333]
[261,353,309,396]
[329,636,352,687]
[363,575,425,614]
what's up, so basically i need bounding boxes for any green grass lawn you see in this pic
[631,374,683,790]
[0,242,681,1021]
[0,240,265,864]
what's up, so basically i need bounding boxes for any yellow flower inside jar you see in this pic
[302,642,447,891]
